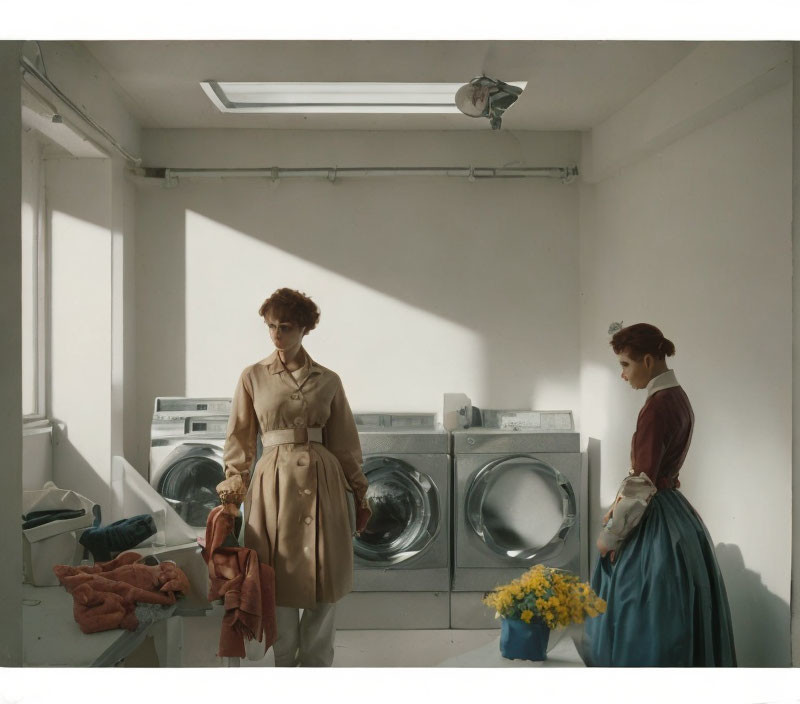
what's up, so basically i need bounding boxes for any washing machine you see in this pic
[149,397,233,532]
[451,409,584,629]
[336,412,451,630]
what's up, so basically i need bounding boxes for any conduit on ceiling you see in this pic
[134,165,579,186]
[19,52,143,166]
[18,48,579,185]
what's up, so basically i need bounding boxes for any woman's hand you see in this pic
[216,475,246,516]
[596,535,616,563]
[602,496,621,526]
[354,498,372,535]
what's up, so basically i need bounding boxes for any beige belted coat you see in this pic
[222,349,368,609]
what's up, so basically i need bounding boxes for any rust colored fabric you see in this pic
[223,349,368,609]
[202,505,277,659]
[53,552,190,634]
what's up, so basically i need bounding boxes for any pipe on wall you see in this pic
[133,165,579,186]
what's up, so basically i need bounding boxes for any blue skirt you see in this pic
[585,489,736,667]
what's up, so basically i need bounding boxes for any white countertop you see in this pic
[22,542,210,667]
[23,583,153,667]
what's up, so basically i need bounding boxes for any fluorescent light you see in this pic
[201,81,526,114]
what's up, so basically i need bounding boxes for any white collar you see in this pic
[646,369,680,398]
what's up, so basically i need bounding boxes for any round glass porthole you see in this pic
[353,456,440,566]
[157,445,225,527]
[465,454,576,561]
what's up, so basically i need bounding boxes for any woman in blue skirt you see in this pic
[585,323,736,667]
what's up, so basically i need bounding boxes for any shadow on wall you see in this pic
[51,420,110,508]
[584,438,789,668]
[187,178,576,402]
[134,178,581,470]
[714,542,790,667]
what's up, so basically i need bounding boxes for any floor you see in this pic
[162,605,586,668]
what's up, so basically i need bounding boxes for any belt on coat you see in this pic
[261,427,323,447]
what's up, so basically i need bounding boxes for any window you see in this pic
[21,130,47,421]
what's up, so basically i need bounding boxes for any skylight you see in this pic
[200,81,527,114]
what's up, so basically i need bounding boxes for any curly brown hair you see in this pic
[258,288,320,333]
[610,323,675,361]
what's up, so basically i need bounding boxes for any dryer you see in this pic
[149,397,233,532]
[451,409,584,629]
[336,412,451,630]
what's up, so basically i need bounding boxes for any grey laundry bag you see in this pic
[22,481,96,586]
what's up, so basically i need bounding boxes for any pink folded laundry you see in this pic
[53,552,190,634]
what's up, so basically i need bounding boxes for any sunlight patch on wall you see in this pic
[184,210,485,412]
[579,360,613,437]
[50,208,112,480]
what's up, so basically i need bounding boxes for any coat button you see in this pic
[297,454,309,467]
[304,516,312,525]
[303,489,312,495]
[291,393,300,400]
[294,417,305,427]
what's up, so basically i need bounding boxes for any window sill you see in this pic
[23,418,53,437]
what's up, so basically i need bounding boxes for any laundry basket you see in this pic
[22,482,97,586]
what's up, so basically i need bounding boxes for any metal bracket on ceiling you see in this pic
[270,166,280,182]
[327,167,337,184]
[561,164,579,184]
[164,169,178,189]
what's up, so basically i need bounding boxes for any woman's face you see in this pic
[617,350,652,390]
[265,313,305,352]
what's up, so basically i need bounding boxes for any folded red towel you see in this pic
[202,506,277,658]
[53,552,190,634]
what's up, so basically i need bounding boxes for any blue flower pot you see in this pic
[499,618,550,661]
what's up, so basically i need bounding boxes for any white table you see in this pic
[22,542,210,667]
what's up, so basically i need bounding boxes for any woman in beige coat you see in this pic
[216,288,371,667]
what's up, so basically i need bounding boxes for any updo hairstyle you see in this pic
[610,323,675,361]
[258,288,320,334]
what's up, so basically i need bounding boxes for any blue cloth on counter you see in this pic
[79,514,157,562]
[22,508,86,530]
[585,489,736,667]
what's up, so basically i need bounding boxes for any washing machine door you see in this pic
[156,443,225,527]
[353,456,440,566]
[465,454,576,561]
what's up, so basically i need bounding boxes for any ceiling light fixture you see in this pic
[200,80,526,115]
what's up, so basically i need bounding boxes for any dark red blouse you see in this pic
[631,386,694,490]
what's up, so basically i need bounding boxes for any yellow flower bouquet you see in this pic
[482,564,606,661]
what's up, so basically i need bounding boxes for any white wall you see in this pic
[20,42,141,508]
[579,76,792,665]
[47,158,113,505]
[133,129,581,474]
[22,428,53,490]
[0,40,23,667]
[791,40,800,669]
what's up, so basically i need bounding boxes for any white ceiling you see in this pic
[82,40,697,131]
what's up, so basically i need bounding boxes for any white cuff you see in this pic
[598,528,623,552]
[604,473,657,542]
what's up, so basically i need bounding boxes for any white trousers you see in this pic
[273,603,337,667]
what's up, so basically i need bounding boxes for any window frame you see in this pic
[22,137,48,425]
